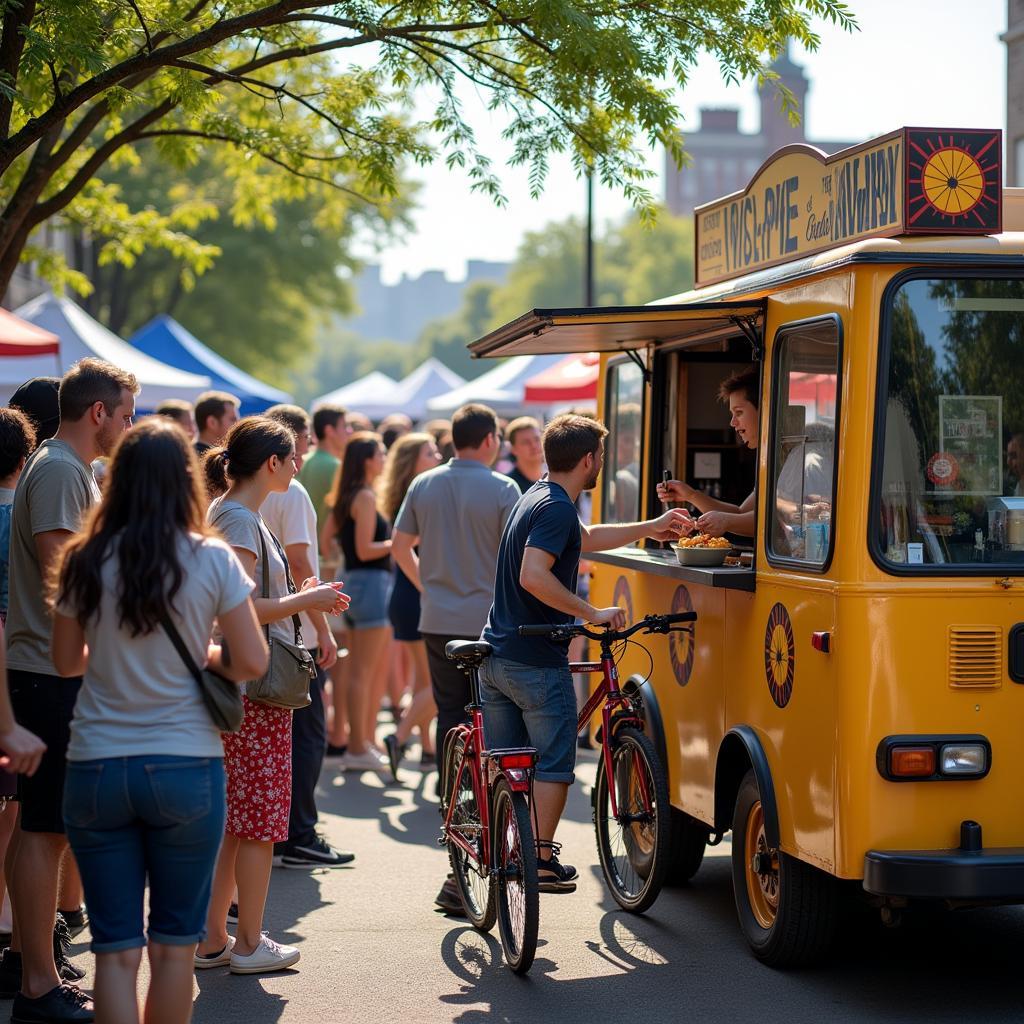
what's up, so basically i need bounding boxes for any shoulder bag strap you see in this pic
[159,612,206,691]
[256,515,304,647]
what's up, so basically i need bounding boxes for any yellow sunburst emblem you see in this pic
[921,147,984,216]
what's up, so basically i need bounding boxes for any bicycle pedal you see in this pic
[437,834,448,846]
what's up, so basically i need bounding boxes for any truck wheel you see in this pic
[731,769,838,967]
[665,807,707,885]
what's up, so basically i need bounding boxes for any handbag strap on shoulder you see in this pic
[254,515,305,648]
[159,612,205,690]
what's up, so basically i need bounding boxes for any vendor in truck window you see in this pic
[657,368,759,538]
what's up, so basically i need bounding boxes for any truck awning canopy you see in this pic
[468,300,765,358]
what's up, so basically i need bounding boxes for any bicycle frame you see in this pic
[571,643,650,821]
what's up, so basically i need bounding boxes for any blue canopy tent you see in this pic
[130,315,292,415]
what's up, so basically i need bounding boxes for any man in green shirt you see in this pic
[298,404,350,534]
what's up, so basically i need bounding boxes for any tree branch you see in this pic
[126,0,154,52]
[0,0,36,140]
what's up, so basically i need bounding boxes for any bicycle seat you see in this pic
[445,640,493,665]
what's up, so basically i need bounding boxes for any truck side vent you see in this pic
[949,626,1002,688]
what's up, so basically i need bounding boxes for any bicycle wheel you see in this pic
[594,725,670,913]
[492,778,539,974]
[443,731,495,931]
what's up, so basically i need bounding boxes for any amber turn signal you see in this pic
[889,746,936,777]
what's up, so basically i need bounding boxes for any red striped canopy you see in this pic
[522,352,600,403]
[0,308,59,357]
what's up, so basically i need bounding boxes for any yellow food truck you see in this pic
[469,127,1024,966]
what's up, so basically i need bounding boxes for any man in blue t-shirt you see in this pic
[480,414,688,892]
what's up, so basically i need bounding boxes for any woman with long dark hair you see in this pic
[197,417,347,975]
[51,418,268,1024]
[380,432,441,779]
[319,431,391,772]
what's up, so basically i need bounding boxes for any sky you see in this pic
[358,0,1008,285]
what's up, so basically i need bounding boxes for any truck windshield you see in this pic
[875,276,1024,571]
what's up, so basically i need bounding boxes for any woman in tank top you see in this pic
[320,431,393,773]
[379,432,442,779]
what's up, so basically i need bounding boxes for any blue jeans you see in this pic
[63,756,226,952]
[479,654,577,784]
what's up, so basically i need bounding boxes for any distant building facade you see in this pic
[1005,1,1024,185]
[665,49,859,217]
[345,259,511,343]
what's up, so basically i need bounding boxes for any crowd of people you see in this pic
[0,355,604,1024]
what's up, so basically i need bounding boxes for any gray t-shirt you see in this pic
[60,534,253,761]
[7,439,100,674]
[394,458,520,636]
[209,498,295,646]
[261,479,317,645]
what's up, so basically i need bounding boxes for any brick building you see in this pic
[665,48,859,217]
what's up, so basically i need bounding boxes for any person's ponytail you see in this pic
[203,446,230,499]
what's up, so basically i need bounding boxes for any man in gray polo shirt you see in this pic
[392,403,519,914]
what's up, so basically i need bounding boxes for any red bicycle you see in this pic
[440,639,540,974]
[519,610,696,913]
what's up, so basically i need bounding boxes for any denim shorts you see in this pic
[340,567,392,630]
[64,756,226,953]
[479,654,577,784]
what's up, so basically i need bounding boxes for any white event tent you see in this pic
[426,354,565,418]
[312,360,466,422]
[312,370,397,415]
[11,295,210,408]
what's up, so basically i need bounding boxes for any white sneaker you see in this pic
[342,748,390,774]
[195,935,235,969]
[229,933,300,974]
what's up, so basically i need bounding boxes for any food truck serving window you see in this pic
[767,318,841,568]
[603,358,645,525]
[873,275,1024,572]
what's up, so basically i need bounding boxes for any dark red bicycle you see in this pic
[440,639,540,974]
[519,610,696,914]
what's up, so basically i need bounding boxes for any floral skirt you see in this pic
[222,696,292,842]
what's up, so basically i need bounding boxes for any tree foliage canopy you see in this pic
[0,0,854,299]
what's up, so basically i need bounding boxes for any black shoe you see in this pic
[537,854,578,894]
[434,876,466,916]
[57,908,87,941]
[419,751,437,769]
[323,743,348,765]
[11,983,93,1022]
[0,948,21,999]
[383,734,403,781]
[53,916,84,983]
[227,902,238,925]
[274,835,355,869]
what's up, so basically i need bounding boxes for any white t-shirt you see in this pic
[261,479,319,646]
[61,534,253,761]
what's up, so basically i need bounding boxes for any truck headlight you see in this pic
[940,743,988,777]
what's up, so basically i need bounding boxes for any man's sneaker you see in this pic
[10,983,93,1022]
[382,733,403,781]
[53,915,85,983]
[194,935,235,969]
[342,748,390,774]
[323,743,348,766]
[419,751,437,769]
[0,948,21,999]
[434,876,466,916]
[537,855,578,894]
[58,908,88,940]
[227,902,239,925]
[229,933,300,974]
[274,835,355,869]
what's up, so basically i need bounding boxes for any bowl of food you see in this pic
[674,534,731,566]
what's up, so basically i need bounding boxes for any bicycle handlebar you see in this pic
[518,611,696,644]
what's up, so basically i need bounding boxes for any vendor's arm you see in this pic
[582,508,691,553]
[656,479,742,516]
[520,547,625,628]
[697,491,756,538]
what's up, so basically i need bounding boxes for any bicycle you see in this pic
[519,610,697,914]
[440,639,540,974]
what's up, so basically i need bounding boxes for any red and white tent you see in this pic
[0,308,59,357]
[522,352,599,404]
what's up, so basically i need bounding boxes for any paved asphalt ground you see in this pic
[8,743,1024,1023]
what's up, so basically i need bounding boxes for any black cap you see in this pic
[9,377,60,441]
